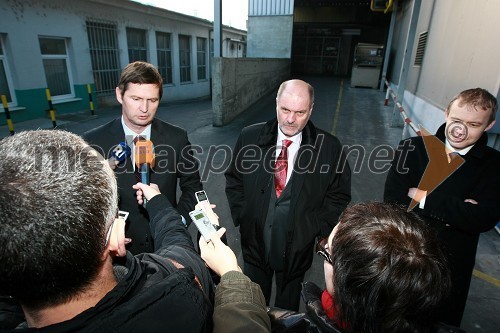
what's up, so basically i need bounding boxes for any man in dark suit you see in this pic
[225,79,351,311]
[85,61,202,254]
[384,88,499,326]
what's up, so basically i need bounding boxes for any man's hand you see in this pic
[195,201,219,226]
[199,228,241,277]
[132,182,160,205]
[408,187,427,203]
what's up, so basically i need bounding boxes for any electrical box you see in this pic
[351,43,384,89]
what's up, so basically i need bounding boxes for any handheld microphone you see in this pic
[107,142,131,169]
[135,140,155,206]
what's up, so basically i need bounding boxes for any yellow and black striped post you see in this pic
[87,84,95,115]
[45,88,57,128]
[1,95,15,135]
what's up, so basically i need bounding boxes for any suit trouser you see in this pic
[244,261,305,311]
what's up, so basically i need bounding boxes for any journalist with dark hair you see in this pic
[271,203,456,333]
[0,130,214,331]
[325,203,451,332]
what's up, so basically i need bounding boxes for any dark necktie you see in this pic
[134,135,146,181]
[448,151,460,163]
[274,139,292,198]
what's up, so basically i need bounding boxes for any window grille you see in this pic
[127,28,147,62]
[86,20,120,95]
[197,37,207,80]
[156,32,172,84]
[179,35,191,83]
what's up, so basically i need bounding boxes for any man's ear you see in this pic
[115,87,124,104]
[485,118,496,132]
[103,218,127,259]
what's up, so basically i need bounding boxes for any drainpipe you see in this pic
[214,0,222,57]
[380,0,398,91]
[209,28,213,98]
[391,0,422,128]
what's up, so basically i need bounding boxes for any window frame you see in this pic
[0,35,17,106]
[156,31,173,85]
[126,27,148,63]
[196,37,207,81]
[178,34,192,83]
[39,36,75,101]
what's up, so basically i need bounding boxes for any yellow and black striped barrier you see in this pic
[1,95,15,135]
[45,88,57,128]
[87,84,95,115]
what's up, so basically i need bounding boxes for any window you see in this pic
[127,28,147,62]
[156,32,172,84]
[196,37,207,80]
[0,36,16,105]
[86,20,120,95]
[39,37,74,99]
[179,35,191,83]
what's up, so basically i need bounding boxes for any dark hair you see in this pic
[117,61,163,99]
[330,203,451,333]
[447,88,497,124]
[0,130,117,310]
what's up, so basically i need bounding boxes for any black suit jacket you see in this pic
[84,118,202,254]
[225,119,351,284]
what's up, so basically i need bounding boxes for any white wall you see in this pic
[247,15,293,58]
[387,0,500,136]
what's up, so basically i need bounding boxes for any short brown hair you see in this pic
[330,203,450,333]
[117,61,163,99]
[447,88,497,124]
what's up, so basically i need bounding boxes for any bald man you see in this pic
[225,79,351,310]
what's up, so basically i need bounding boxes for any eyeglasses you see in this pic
[316,237,333,265]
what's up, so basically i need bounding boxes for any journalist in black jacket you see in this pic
[7,193,215,333]
[0,130,213,332]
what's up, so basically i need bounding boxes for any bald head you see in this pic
[275,79,315,137]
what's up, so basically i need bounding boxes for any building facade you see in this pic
[0,0,246,122]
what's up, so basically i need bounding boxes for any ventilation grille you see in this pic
[414,31,428,66]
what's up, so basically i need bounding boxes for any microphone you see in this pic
[135,140,155,206]
[107,142,131,169]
